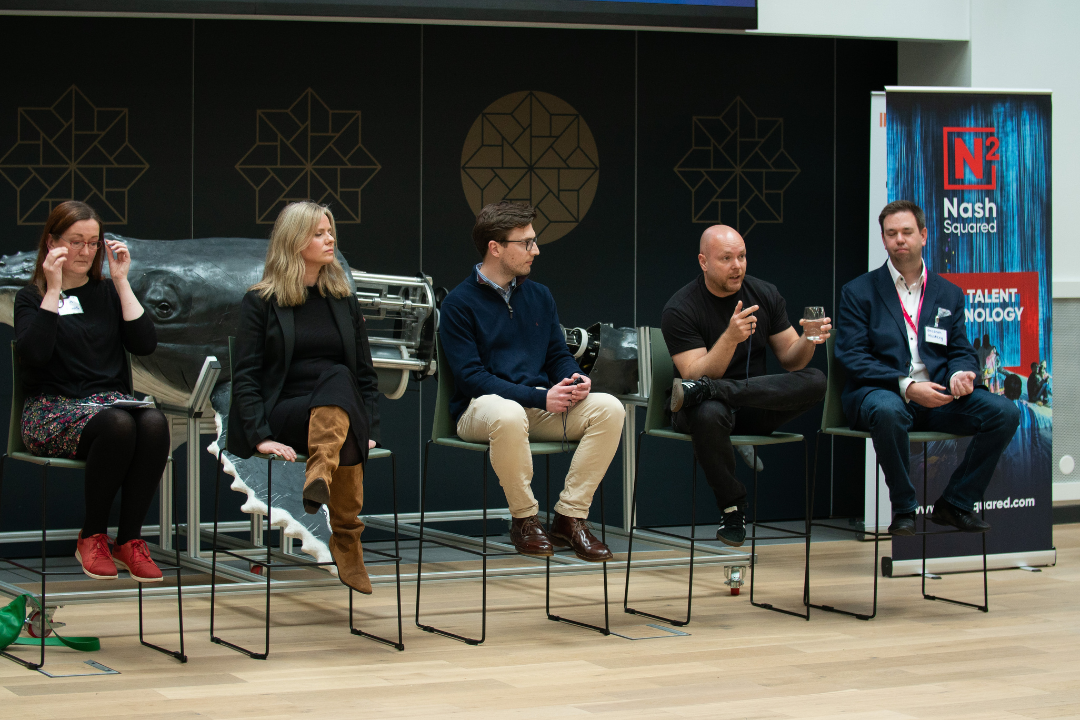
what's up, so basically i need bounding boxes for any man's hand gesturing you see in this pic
[723,300,759,344]
[950,371,977,398]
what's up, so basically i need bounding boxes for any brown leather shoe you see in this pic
[509,515,554,557]
[549,512,613,562]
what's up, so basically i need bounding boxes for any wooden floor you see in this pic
[3,525,1079,719]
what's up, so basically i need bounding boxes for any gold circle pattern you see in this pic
[460,91,599,244]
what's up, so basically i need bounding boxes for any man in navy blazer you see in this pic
[837,200,1019,535]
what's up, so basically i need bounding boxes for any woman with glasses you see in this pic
[228,201,380,594]
[14,200,169,583]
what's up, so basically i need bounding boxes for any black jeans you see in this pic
[671,368,826,510]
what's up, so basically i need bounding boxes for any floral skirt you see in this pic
[21,391,132,459]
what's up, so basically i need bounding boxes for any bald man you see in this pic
[660,225,828,546]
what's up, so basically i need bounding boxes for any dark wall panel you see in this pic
[192,19,422,273]
[420,25,635,522]
[0,15,896,546]
[636,32,836,524]
[0,17,193,540]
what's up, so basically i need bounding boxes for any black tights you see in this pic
[75,407,170,545]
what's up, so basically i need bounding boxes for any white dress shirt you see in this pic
[887,259,961,402]
[887,259,929,401]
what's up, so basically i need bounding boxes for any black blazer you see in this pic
[836,262,979,423]
[227,289,381,459]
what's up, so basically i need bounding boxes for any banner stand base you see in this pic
[883,549,1057,577]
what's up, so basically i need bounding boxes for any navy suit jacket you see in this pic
[836,262,979,424]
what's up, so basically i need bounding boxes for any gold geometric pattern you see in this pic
[0,86,148,225]
[674,98,799,236]
[236,89,380,224]
[461,91,598,245]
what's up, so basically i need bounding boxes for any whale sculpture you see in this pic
[0,235,634,574]
[0,234,434,572]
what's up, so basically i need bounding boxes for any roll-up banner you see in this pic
[884,87,1055,575]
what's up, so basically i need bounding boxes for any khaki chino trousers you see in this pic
[456,392,625,519]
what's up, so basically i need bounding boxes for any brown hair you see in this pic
[249,201,352,306]
[878,200,926,233]
[471,201,537,258]
[30,201,105,296]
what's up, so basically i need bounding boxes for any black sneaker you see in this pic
[716,506,746,547]
[671,377,711,412]
[888,512,916,536]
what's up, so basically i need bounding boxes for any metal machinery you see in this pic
[352,271,437,399]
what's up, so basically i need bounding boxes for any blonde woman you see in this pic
[228,202,380,594]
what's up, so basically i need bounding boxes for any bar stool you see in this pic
[209,338,403,658]
[414,337,610,645]
[808,333,986,620]
[623,328,810,625]
[0,342,186,671]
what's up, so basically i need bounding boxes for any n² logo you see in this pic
[943,127,999,190]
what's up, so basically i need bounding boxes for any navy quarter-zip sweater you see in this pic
[439,271,582,423]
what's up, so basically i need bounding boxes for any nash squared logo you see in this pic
[943,126,999,190]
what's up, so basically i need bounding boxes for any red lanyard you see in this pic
[896,267,926,334]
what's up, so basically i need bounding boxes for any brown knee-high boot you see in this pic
[327,463,371,594]
[303,406,350,514]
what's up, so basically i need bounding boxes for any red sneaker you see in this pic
[112,539,163,583]
[75,533,118,580]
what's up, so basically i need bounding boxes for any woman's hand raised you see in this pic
[256,439,297,462]
[105,239,131,283]
[42,247,68,293]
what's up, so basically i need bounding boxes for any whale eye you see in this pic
[134,271,190,324]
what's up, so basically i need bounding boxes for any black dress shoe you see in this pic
[888,512,916,536]
[671,377,712,412]
[929,499,991,533]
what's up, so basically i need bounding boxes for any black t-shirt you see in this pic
[14,279,157,398]
[660,274,791,380]
[280,289,346,400]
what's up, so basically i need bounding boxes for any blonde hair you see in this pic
[251,202,352,306]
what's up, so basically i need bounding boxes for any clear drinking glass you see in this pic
[803,306,825,341]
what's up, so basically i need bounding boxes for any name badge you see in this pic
[58,295,84,316]
[925,326,947,345]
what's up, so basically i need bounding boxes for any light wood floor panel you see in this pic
[1,525,1078,719]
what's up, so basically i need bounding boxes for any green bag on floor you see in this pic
[0,594,99,652]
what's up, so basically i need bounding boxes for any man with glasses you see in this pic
[662,225,829,546]
[439,201,625,561]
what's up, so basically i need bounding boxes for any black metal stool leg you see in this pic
[2,461,49,671]
[138,445,187,662]
[545,454,611,636]
[808,438,882,621]
[349,453,405,651]
[621,432,645,614]
[624,441,698,627]
[920,442,989,612]
[210,454,272,659]
[415,445,489,645]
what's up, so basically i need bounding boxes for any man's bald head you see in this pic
[697,224,747,297]
[699,225,743,256]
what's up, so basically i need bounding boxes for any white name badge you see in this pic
[57,295,84,316]
[925,326,947,345]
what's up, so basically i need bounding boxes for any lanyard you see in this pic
[896,267,926,334]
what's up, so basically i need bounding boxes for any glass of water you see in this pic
[803,306,825,341]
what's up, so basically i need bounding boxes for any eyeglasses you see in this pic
[503,238,537,251]
[57,237,100,251]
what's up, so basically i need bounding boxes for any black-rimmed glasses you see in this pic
[503,237,537,251]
